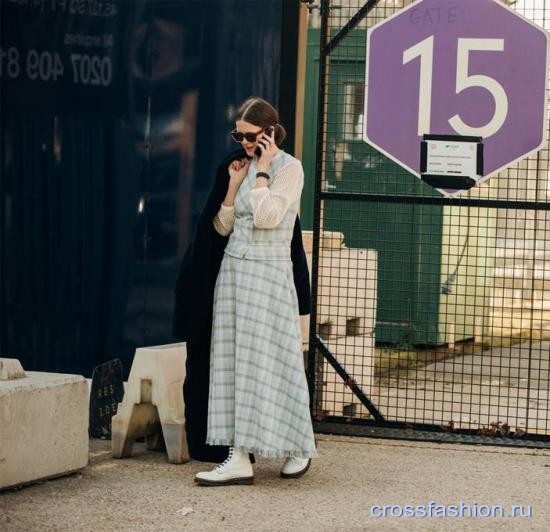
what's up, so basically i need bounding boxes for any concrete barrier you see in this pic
[0,358,26,380]
[0,359,89,490]
[111,343,189,464]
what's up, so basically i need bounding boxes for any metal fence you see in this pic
[307,0,550,447]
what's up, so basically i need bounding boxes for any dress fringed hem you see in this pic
[205,437,318,459]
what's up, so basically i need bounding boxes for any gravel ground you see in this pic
[1,434,550,531]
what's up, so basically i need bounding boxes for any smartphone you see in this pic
[255,126,274,157]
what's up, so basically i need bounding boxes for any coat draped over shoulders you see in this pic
[172,149,311,343]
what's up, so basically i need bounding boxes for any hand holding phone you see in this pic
[255,126,274,157]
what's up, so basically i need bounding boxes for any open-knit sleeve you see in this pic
[249,160,304,229]
[212,203,236,236]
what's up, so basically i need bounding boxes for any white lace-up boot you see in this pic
[280,457,311,478]
[194,447,254,486]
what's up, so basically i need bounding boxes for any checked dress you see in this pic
[205,150,318,459]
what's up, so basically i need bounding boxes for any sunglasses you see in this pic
[230,127,266,143]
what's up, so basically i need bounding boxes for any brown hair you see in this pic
[235,97,287,146]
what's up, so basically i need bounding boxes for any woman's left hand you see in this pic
[256,128,278,172]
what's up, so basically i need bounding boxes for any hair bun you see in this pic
[274,123,287,146]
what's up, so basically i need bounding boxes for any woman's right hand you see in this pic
[228,158,250,186]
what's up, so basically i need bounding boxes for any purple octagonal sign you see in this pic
[365,0,549,196]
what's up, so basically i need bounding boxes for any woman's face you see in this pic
[235,119,265,158]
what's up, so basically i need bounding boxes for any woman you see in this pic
[194,97,318,486]
[172,150,311,465]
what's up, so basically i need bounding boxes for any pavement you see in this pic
[424,341,550,388]
[1,434,550,531]
[359,341,550,435]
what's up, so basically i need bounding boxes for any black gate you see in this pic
[307,0,550,447]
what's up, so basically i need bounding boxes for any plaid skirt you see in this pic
[205,253,318,459]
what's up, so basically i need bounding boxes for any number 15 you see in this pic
[403,36,508,138]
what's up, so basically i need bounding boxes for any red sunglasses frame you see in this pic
[230,127,266,143]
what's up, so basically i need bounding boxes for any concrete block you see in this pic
[317,289,377,331]
[302,240,314,351]
[0,367,89,490]
[302,230,313,254]
[320,335,375,417]
[300,315,310,351]
[318,316,348,339]
[111,343,189,464]
[317,249,378,338]
[301,235,378,345]
[319,249,377,294]
[318,316,375,340]
[302,230,345,254]
[0,358,26,380]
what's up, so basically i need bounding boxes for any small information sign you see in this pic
[89,359,124,439]
[420,134,483,192]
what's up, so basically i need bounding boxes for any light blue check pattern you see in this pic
[205,151,318,459]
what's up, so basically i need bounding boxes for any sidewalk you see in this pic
[1,434,549,531]
[370,341,550,435]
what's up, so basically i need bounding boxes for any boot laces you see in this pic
[215,447,234,470]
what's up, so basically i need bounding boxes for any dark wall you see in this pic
[0,0,298,377]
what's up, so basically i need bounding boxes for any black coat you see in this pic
[172,149,311,462]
